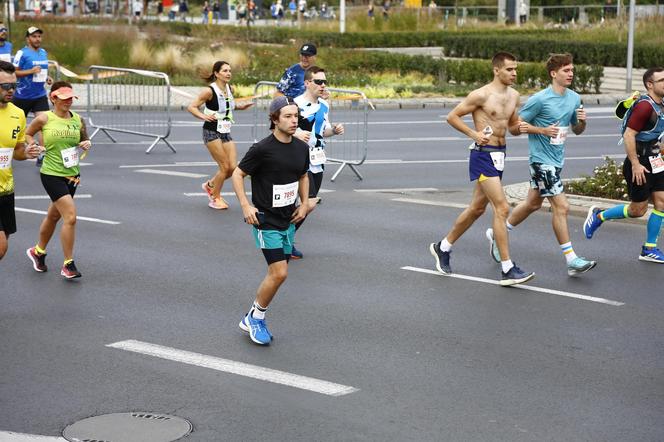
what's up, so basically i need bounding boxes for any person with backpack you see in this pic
[584,67,664,264]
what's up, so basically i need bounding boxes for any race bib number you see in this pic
[272,181,298,208]
[649,154,664,174]
[217,119,232,134]
[0,54,11,63]
[489,151,505,172]
[0,147,13,170]
[60,146,79,169]
[33,67,47,83]
[309,147,326,166]
[550,126,569,146]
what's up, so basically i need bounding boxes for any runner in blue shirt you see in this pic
[13,26,52,165]
[275,43,317,99]
[12,26,51,115]
[486,53,597,276]
[0,24,12,63]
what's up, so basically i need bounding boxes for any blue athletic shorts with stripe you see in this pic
[252,224,295,254]
[468,145,506,182]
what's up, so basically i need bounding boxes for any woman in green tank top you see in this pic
[25,81,91,279]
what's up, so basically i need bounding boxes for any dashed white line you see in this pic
[401,266,624,306]
[134,169,208,178]
[107,340,358,397]
[354,187,438,193]
[16,208,121,225]
[0,431,66,441]
[392,198,468,209]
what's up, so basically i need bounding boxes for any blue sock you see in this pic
[599,204,628,221]
[645,209,664,248]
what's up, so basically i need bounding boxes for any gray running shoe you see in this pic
[485,228,501,263]
[567,257,597,276]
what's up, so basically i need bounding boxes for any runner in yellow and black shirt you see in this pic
[0,61,40,261]
[25,81,90,279]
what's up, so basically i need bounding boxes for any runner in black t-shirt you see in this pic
[232,96,310,345]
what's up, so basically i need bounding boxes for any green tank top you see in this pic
[40,110,83,177]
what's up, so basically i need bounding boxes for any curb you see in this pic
[504,182,652,226]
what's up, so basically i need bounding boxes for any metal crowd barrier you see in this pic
[251,81,370,182]
[47,60,61,82]
[86,65,175,154]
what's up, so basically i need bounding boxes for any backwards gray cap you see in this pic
[269,96,296,114]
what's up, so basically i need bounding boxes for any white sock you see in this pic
[506,221,515,231]
[250,301,267,320]
[560,242,578,264]
[439,238,452,252]
[501,259,514,273]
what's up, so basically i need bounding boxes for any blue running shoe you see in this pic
[239,314,272,345]
[429,242,451,274]
[639,246,664,264]
[239,313,273,341]
[583,206,603,239]
[485,228,501,263]
[567,257,597,276]
[290,246,303,260]
[500,264,535,286]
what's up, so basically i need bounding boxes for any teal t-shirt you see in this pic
[519,86,581,168]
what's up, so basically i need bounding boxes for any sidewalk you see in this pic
[504,181,653,225]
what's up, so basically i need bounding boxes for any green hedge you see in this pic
[201,25,659,68]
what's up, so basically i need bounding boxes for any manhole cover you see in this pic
[62,412,192,442]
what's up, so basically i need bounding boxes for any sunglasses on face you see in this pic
[0,82,17,91]
[0,28,7,32]
[312,79,327,86]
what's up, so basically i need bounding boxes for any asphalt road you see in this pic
[2,105,662,441]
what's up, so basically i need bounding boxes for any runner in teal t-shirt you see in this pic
[486,53,597,277]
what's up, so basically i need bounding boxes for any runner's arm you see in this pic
[290,172,309,224]
[25,113,48,146]
[12,142,40,160]
[446,91,487,144]
[186,88,216,122]
[232,166,260,225]
[78,119,91,151]
[623,127,649,185]
[571,106,587,135]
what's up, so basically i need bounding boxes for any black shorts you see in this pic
[40,173,79,202]
[623,157,664,203]
[0,193,16,235]
[12,95,49,116]
[202,128,232,144]
[308,171,323,198]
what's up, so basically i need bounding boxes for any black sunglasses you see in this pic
[312,79,328,86]
[0,28,7,32]
[0,82,17,91]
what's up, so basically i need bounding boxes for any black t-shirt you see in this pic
[238,133,309,230]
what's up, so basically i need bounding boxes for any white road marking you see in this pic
[354,187,438,193]
[15,194,92,200]
[134,169,208,178]
[401,266,624,307]
[16,208,121,225]
[102,132,623,147]
[120,154,621,170]
[0,431,66,441]
[107,340,358,397]
[120,162,217,168]
[363,155,622,165]
[392,198,468,209]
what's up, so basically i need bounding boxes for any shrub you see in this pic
[565,157,628,201]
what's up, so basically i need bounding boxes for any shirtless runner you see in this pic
[429,51,535,286]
